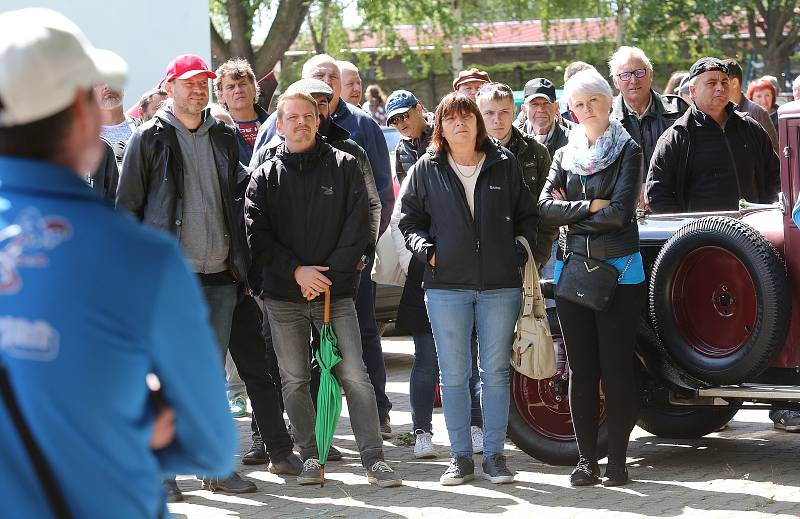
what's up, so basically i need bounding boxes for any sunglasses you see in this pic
[388,111,412,127]
[615,68,647,81]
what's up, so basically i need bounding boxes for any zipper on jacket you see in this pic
[721,126,743,201]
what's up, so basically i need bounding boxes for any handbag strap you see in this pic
[515,236,546,318]
[617,253,635,282]
[0,361,72,519]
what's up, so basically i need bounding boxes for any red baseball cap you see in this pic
[163,54,216,83]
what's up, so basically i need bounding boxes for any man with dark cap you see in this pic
[646,57,780,213]
[0,9,235,517]
[516,78,570,158]
[452,68,491,101]
[386,90,433,183]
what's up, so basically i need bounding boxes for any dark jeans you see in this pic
[201,284,238,361]
[228,293,294,460]
[356,267,392,423]
[410,332,438,433]
[251,298,286,442]
[264,296,385,468]
[556,282,646,466]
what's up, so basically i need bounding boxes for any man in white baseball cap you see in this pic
[0,8,236,518]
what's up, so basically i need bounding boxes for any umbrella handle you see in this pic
[324,287,331,324]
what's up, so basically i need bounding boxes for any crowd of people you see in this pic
[2,7,800,517]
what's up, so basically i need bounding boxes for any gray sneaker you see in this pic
[366,460,402,487]
[440,456,475,486]
[297,458,323,485]
[482,454,514,484]
[773,410,800,432]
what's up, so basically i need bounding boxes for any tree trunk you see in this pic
[745,1,800,82]
[254,0,312,78]
[450,0,464,75]
[615,0,626,48]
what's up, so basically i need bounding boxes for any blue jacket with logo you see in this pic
[0,157,236,519]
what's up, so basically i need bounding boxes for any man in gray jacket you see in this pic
[116,54,255,496]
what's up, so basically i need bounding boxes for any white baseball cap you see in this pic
[0,8,127,127]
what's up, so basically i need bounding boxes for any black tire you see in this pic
[507,334,609,466]
[637,407,739,439]
[649,216,790,384]
[507,393,608,466]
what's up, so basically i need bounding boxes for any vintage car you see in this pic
[508,101,800,465]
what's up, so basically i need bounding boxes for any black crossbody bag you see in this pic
[554,167,632,312]
[0,360,72,518]
[555,234,632,311]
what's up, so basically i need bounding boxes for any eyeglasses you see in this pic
[477,82,513,96]
[615,68,647,81]
[388,111,411,127]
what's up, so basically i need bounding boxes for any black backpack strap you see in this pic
[0,362,72,518]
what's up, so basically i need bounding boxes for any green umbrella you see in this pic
[314,288,343,486]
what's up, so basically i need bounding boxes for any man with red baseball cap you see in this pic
[117,54,256,497]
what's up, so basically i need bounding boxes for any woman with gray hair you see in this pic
[538,69,645,487]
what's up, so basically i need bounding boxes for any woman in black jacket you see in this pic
[538,69,645,487]
[399,92,538,486]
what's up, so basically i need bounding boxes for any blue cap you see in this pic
[385,90,419,121]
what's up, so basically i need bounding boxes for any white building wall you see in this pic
[1,0,211,110]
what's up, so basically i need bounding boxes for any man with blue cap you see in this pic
[386,90,433,184]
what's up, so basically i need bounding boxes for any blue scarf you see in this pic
[561,119,632,176]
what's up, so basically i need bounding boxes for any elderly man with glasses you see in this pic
[609,46,688,186]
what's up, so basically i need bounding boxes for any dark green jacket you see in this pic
[506,126,557,265]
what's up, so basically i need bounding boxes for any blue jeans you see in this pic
[425,288,521,457]
[410,332,438,433]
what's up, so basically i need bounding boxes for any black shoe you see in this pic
[570,458,600,487]
[269,452,303,476]
[440,456,475,486]
[602,464,629,487]
[482,454,514,484]
[242,437,268,465]
[327,446,343,461]
[163,479,183,503]
[201,472,258,494]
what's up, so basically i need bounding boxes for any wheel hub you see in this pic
[671,246,757,358]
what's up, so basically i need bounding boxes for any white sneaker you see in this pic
[471,426,484,454]
[414,430,436,459]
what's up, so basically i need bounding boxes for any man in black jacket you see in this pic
[116,54,256,496]
[609,46,688,178]
[645,57,780,213]
[245,78,381,463]
[245,92,401,488]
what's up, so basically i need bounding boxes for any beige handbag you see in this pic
[511,236,557,380]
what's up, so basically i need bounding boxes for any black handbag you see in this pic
[555,235,633,311]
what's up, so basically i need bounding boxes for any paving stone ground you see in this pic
[169,336,800,519]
